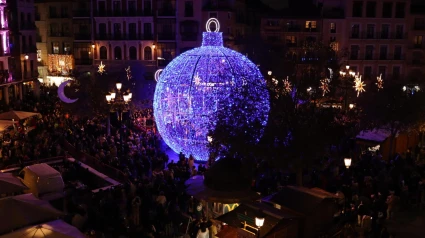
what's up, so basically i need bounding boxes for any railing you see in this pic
[158,33,176,41]
[349,31,407,39]
[73,10,90,17]
[158,8,176,17]
[20,24,36,30]
[49,13,69,18]
[94,10,153,17]
[61,138,131,185]
[49,32,72,37]
[75,58,93,65]
[95,33,153,40]
[74,33,91,40]
[348,54,405,61]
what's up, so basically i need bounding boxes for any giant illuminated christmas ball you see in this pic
[153,19,269,161]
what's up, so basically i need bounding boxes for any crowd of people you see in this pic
[0,86,424,238]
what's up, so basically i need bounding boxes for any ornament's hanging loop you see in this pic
[206,18,220,32]
[155,69,163,82]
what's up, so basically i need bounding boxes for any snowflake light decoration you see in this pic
[376,74,383,90]
[320,78,330,96]
[283,77,292,94]
[126,66,132,80]
[97,61,106,75]
[353,75,366,97]
[153,18,270,161]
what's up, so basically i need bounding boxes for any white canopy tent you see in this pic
[0,220,85,238]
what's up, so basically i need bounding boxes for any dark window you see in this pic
[99,23,107,36]
[49,6,57,18]
[378,66,386,78]
[129,46,137,60]
[144,46,152,60]
[129,23,137,39]
[366,1,376,17]
[128,1,137,15]
[395,25,404,39]
[365,45,374,60]
[20,12,25,29]
[394,46,402,60]
[185,1,194,17]
[114,23,121,39]
[144,23,152,39]
[144,0,152,15]
[61,6,68,17]
[98,1,106,15]
[381,24,389,39]
[379,45,387,60]
[114,46,122,60]
[392,66,400,79]
[395,2,405,18]
[382,2,392,18]
[100,46,107,59]
[351,24,360,38]
[366,24,375,39]
[414,18,425,30]
[113,1,121,15]
[350,45,359,60]
[352,1,363,17]
[30,60,34,77]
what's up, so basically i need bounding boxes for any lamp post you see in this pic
[105,81,132,136]
[339,65,356,112]
[255,210,265,238]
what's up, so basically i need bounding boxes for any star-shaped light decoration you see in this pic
[194,72,201,85]
[97,61,106,75]
[272,77,278,86]
[353,75,366,97]
[125,66,132,81]
[283,76,292,94]
[320,78,330,96]
[376,74,383,91]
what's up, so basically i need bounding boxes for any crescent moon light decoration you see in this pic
[57,80,79,104]
[154,69,163,82]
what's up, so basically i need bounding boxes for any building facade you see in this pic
[0,0,38,106]
[261,0,425,84]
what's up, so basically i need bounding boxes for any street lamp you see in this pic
[91,44,95,49]
[105,81,132,135]
[255,210,265,238]
[267,71,272,76]
[339,65,357,112]
[344,158,352,168]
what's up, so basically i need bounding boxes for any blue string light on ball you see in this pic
[153,18,270,161]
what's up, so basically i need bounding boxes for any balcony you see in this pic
[158,8,176,17]
[349,31,407,39]
[203,0,233,11]
[158,33,176,41]
[21,45,37,54]
[49,32,72,37]
[49,13,69,18]
[20,23,36,30]
[73,10,90,18]
[95,34,153,41]
[413,24,425,31]
[347,54,405,61]
[285,25,302,32]
[74,33,91,40]
[75,58,93,65]
[157,59,172,67]
[94,10,151,17]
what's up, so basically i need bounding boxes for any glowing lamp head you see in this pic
[110,92,116,99]
[346,65,350,70]
[37,57,41,62]
[344,158,352,168]
[91,44,95,49]
[349,104,354,109]
[152,44,156,49]
[116,82,122,90]
[255,211,265,228]
[123,95,130,103]
[267,71,272,76]
[402,86,407,91]
[128,92,132,99]
[24,54,29,60]
[106,95,112,103]
[153,18,270,161]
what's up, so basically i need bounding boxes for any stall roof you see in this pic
[262,186,337,215]
[0,111,40,121]
[0,120,14,132]
[26,163,61,177]
[356,128,393,143]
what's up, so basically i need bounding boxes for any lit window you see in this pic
[305,21,317,29]
[330,23,336,33]
[53,42,59,54]
[64,42,71,53]
[286,36,296,44]
[414,36,423,45]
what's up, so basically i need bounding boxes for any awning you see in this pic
[0,172,28,194]
[0,219,85,238]
[356,128,392,143]
[0,120,15,132]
